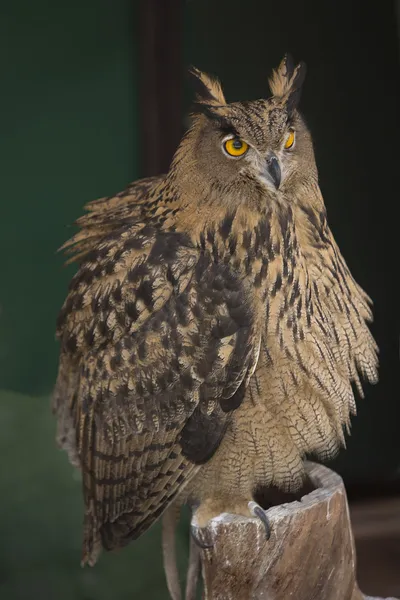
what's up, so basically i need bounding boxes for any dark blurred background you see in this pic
[0,1,399,598]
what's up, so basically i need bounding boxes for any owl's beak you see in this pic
[264,154,281,189]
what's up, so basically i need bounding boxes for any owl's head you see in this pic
[173,55,317,210]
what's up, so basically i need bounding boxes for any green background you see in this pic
[0,1,399,599]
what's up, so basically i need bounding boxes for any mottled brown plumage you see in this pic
[52,55,378,587]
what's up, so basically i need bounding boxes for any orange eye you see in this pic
[284,130,295,149]
[224,137,249,157]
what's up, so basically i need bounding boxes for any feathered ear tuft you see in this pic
[269,54,307,113]
[188,66,226,106]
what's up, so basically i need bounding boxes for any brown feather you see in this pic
[52,57,378,571]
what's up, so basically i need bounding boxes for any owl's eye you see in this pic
[223,137,249,158]
[284,130,295,150]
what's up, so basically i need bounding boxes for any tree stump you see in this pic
[191,461,398,600]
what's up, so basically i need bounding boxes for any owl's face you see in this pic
[177,57,317,208]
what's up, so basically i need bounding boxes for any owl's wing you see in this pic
[53,223,259,564]
[61,175,164,264]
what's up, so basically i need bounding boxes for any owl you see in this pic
[52,55,378,599]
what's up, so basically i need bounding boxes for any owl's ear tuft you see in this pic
[188,66,226,106]
[269,55,307,113]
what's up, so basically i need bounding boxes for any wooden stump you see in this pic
[191,462,398,600]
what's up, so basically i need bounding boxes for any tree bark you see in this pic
[192,462,398,600]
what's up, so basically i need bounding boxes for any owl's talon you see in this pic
[248,501,271,540]
[190,525,214,549]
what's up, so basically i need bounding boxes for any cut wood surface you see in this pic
[191,461,398,600]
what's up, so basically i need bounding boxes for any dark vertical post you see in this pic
[138,0,184,177]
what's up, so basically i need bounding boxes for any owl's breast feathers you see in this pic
[53,175,377,563]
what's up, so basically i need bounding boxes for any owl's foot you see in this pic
[248,500,271,540]
[190,523,214,549]
[191,497,271,546]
